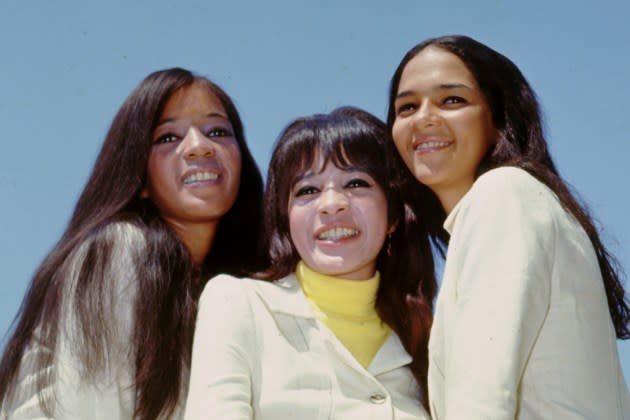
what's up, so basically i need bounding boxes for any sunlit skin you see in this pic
[288,158,391,281]
[142,83,241,266]
[392,47,497,213]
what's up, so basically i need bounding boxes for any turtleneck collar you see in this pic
[295,261,380,319]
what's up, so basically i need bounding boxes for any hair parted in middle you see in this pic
[386,34,629,339]
[0,67,265,420]
[257,106,437,406]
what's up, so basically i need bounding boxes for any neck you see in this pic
[166,220,218,267]
[433,183,473,214]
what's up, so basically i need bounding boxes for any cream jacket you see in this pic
[428,167,630,419]
[1,223,185,420]
[184,274,429,420]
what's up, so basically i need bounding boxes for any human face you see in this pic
[392,47,496,212]
[143,83,241,233]
[288,159,390,281]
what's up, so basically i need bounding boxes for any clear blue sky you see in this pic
[2,0,629,380]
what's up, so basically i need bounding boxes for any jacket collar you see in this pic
[369,332,412,375]
[252,274,412,374]
[252,274,315,318]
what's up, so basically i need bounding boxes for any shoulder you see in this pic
[68,221,146,262]
[458,167,558,217]
[90,220,147,252]
[199,274,305,316]
[471,167,549,199]
[62,221,146,289]
[446,167,560,237]
[200,274,297,301]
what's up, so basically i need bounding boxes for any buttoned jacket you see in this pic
[428,167,630,419]
[185,274,429,420]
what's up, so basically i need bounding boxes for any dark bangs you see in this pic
[273,109,394,203]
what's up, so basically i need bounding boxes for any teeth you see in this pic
[414,141,450,150]
[184,172,219,184]
[318,227,359,241]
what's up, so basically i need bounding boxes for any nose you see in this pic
[318,187,348,215]
[181,127,215,160]
[413,100,441,127]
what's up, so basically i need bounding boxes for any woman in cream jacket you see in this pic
[388,34,630,419]
[185,107,437,419]
[0,68,264,419]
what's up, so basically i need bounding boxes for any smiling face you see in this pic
[143,82,242,235]
[391,46,496,212]
[288,158,390,280]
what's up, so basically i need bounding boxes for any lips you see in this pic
[315,226,360,241]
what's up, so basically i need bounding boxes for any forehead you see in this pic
[160,83,227,120]
[398,46,479,91]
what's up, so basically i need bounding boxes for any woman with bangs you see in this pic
[184,107,436,419]
[0,68,264,419]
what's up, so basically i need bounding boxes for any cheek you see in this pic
[227,144,242,171]
[145,156,167,193]
[391,120,407,148]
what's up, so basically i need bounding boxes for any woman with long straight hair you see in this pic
[388,34,630,419]
[0,68,264,419]
[184,107,437,419]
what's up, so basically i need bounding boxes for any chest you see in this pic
[248,306,427,420]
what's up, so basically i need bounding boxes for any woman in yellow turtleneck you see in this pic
[184,107,437,420]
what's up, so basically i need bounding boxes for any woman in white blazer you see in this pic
[387,34,630,419]
[184,107,437,419]
[0,69,264,419]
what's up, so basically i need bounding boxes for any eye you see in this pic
[396,102,417,116]
[345,178,371,189]
[443,96,466,106]
[205,127,233,138]
[153,133,179,144]
[295,185,320,197]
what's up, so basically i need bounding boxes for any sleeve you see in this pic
[443,169,556,420]
[4,222,144,420]
[184,275,256,420]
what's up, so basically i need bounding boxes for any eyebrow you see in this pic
[156,112,228,127]
[294,165,361,183]
[395,83,473,100]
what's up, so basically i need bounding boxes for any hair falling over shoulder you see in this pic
[257,106,437,406]
[387,35,630,339]
[0,68,264,419]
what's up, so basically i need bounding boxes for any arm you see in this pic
[443,169,556,419]
[184,276,255,420]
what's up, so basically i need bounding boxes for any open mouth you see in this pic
[316,227,360,241]
[183,171,219,185]
[413,140,452,152]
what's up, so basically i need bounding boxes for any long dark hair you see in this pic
[0,68,264,418]
[258,106,437,406]
[387,35,630,339]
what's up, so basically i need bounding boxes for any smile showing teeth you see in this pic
[414,141,451,151]
[183,172,219,184]
[317,227,359,241]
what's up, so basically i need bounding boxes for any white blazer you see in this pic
[0,223,185,420]
[185,274,429,420]
[428,167,630,419]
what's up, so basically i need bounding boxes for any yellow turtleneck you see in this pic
[296,261,391,368]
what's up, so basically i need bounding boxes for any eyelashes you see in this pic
[293,177,373,198]
[395,95,469,117]
[152,125,234,145]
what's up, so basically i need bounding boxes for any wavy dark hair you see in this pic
[387,34,630,339]
[0,68,264,418]
[257,106,437,406]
